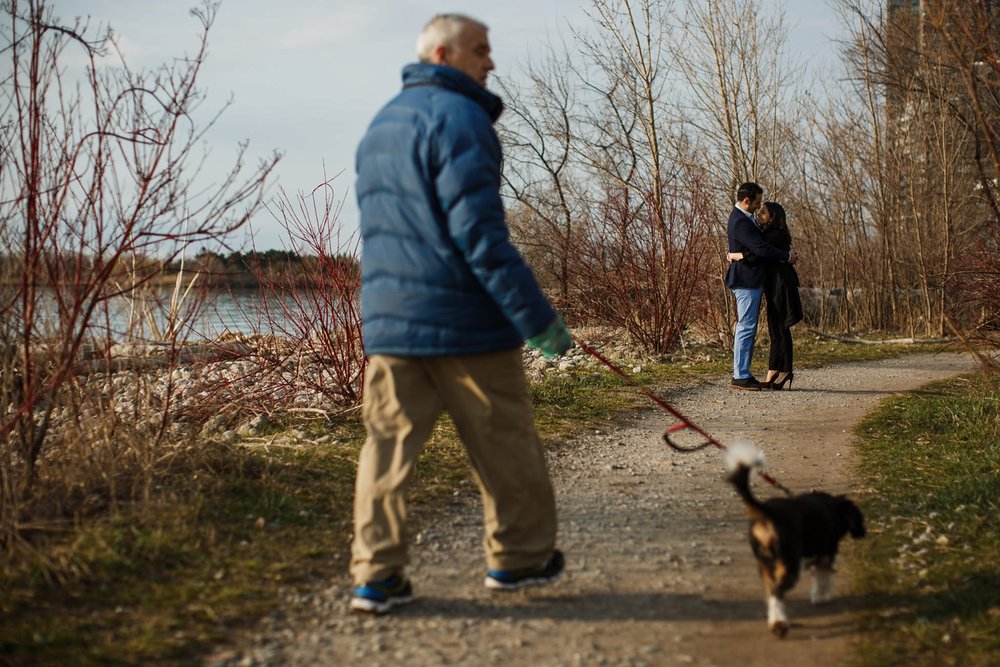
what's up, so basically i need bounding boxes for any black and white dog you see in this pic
[725,443,866,637]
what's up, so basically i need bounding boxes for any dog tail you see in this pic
[725,441,769,521]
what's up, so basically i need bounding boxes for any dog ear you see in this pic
[838,497,866,538]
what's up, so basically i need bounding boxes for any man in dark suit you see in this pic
[725,182,796,390]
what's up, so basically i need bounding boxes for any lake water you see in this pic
[141,287,338,340]
[21,287,334,342]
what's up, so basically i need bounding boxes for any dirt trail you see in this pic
[207,352,977,667]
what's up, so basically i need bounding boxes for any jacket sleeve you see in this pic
[431,108,555,340]
[733,219,791,263]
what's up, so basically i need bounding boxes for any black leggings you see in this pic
[765,296,793,372]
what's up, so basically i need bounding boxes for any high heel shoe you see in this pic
[771,371,794,390]
[760,371,778,389]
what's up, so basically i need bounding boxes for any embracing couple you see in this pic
[725,182,804,391]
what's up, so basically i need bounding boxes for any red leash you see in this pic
[571,336,793,496]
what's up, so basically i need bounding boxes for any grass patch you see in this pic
[793,335,949,368]
[0,338,968,665]
[851,372,1000,667]
[0,422,365,665]
[528,345,728,443]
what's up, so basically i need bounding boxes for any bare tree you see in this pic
[0,0,279,545]
[572,172,717,353]
[787,6,900,334]
[503,0,998,345]
[496,44,583,306]
[921,0,1000,345]
[668,0,801,197]
[204,176,365,421]
[500,0,724,353]
[809,0,998,337]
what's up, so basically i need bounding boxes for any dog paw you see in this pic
[769,620,789,638]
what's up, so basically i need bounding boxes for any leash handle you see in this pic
[571,335,794,496]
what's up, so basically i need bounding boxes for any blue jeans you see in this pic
[732,287,763,379]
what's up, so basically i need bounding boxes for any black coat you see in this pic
[760,227,803,328]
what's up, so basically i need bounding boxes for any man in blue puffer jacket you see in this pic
[349,13,573,615]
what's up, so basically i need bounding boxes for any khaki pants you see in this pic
[350,350,557,584]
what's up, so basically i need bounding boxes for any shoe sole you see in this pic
[484,570,563,591]
[730,384,762,391]
[349,594,414,614]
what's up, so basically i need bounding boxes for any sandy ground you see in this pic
[205,351,977,667]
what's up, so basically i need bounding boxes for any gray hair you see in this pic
[416,14,488,62]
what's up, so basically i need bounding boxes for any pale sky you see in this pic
[45,1,845,251]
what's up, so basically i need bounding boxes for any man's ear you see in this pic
[431,44,448,65]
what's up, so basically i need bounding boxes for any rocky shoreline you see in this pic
[78,329,695,446]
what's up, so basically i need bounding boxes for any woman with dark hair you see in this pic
[728,201,803,389]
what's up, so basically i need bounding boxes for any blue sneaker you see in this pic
[484,550,565,591]
[349,575,413,614]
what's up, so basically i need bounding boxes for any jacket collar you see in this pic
[401,63,504,123]
[734,205,760,229]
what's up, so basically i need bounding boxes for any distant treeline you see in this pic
[171,249,361,288]
[0,249,359,289]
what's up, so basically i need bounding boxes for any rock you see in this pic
[532,358,552,371]
[237,413,270,436]
[200,415,226,436]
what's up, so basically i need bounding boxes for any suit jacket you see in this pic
[724,207,791,289]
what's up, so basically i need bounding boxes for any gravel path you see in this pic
[206,352,977,667]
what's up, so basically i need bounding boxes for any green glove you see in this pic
[526,317,573,359]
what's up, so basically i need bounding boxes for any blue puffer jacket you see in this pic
[355,63,555,356]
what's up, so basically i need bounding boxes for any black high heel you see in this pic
[761,371,779,389]
[771,371,794,390]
